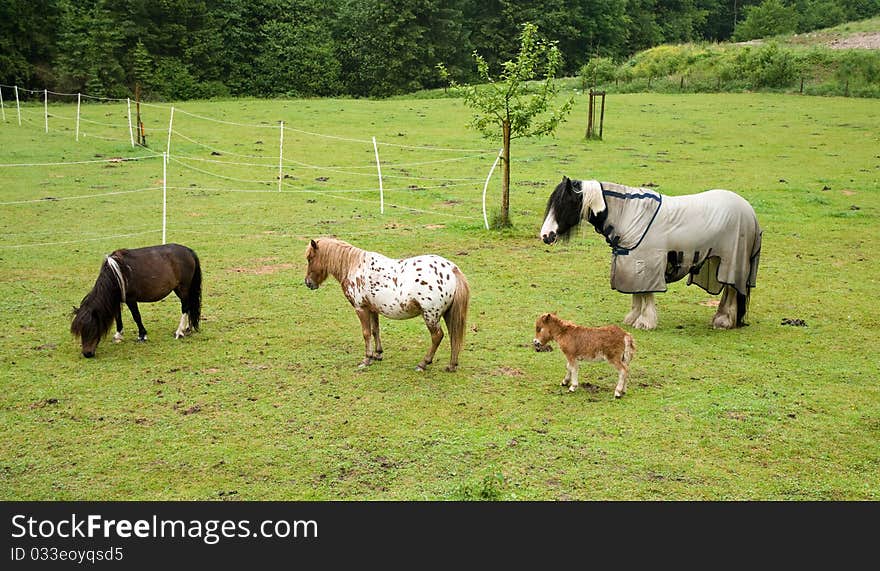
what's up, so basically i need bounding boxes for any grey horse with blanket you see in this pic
[540,176,762,330]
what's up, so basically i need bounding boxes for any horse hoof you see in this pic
[415,365,426,372]
[136,337,147,343]
[568,385,578,393]
[614,391,623,398]
[444,365,457,373]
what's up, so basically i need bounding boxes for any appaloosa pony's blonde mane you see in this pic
[308,237,366,281]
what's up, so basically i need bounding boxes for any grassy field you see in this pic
[1,90,878,500]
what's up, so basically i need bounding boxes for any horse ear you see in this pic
[310,239,318,250]
[563,177,572,191]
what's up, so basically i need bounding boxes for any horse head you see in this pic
[304,239,327,290]
[533,312,558,350]
[541,176,585,244]
[71,304,103,358]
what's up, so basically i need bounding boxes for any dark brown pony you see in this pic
[71,243,202,358]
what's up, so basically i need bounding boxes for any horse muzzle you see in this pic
[82,351,95,358]
[304,278,318,290]
[533,339,552,352]
[542,231,557,245]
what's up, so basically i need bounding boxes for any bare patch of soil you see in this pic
[827,32,880,50]
[227,262,295,275]
[494,366,524,377]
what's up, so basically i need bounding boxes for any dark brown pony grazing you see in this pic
[71,243,202,358]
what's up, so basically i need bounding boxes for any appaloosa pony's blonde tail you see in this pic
[443,267,470,371]
[623,332,636,365]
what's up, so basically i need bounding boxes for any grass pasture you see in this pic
[1,92,878,500]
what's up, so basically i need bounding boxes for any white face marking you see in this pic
[540,209,558,241]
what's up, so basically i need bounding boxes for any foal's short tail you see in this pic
[188,249,202,331]
[623,332,636,365]
[444,267,470,367]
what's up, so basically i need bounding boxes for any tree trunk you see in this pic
[500,119,511,228]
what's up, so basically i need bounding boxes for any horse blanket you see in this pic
[583,181,762,295]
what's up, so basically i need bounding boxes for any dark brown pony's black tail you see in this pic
[187,249,202,331]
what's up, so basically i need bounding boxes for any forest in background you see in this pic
[2,0,879,100]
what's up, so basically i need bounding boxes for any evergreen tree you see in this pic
[55,1,126,97]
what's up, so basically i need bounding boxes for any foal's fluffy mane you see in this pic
[309,237,367,279]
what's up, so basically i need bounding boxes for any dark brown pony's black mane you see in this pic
[70,258,122,344]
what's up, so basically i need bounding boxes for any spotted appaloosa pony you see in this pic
[304,237,469,372]
[540,176,762,330]
[533,312,636,398]
[71,243,202,358]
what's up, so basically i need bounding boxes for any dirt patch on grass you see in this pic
[827,32,880,49]
[227,262,295,275]
[493,366,524,377]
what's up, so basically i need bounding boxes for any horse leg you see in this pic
[355,308,375,367]
[611,357,628,398]
[561,364,572,387]
[173,287,191,339]
[174,313,190,339]
[632,293,658,330]
[416,318,443,372]
[712,285,737,330]
[113,306,124,343]
[623,294,644,326]
[370,312,383,361]
[567,359,579,392]
[127,301,148,341]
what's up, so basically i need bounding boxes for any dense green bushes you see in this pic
[580,42,880,98]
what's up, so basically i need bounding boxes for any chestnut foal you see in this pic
[533,313,636,398]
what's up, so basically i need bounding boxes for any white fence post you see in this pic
[126,98,134,147]
[278,121,284,192]
[75,93,81,142]
[0,87,5,122]
[162,152,167,245]
[14,86,20,126]
[482,148,503,230]
[372,136,383,214]
[165,106,175,157]
[43,89,48,133]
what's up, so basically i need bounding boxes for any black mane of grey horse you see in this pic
[542,176,607,244]
[71,243,202,357]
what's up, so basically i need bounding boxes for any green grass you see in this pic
[1,91,879,500]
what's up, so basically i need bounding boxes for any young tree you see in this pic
[439,22,574,228]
